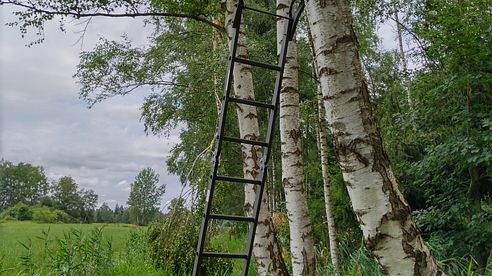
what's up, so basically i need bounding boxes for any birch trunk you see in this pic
[305,0,443,275]
[224,1,288,275]
[276,0,316,274]
[316,84,340,273]
[392,1,415,126]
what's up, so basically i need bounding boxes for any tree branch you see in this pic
[0,0,226,33]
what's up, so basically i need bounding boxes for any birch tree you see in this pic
[305,0,442,274]
[276,0,316,274]
[316,86,340,273]
[224,0,288,274]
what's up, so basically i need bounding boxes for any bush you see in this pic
[54,209,72,223]
[148,214,233,275]
[0,202,32,221]
[31,206,71,223]
[32,206,57,223]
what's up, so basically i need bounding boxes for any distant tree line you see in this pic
[0,160,98,223]
[1,160,167,226]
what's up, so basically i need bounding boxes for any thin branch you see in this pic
[73,16,93,49]
[387,16,438,68]
[1,1,226,33]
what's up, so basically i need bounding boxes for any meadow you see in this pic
[0,221,160,275]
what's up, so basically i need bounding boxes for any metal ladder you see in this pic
[192,1,304,275]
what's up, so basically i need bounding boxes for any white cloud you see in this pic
[0,7,182,208]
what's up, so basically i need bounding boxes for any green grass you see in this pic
[210,227,259,276]
[0,221,141,274]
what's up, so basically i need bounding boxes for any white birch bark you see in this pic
[276,0,316,275]
[305,0,443,275]
[224,1,287,275]
[316,84,340,273]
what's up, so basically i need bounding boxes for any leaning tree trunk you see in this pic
[276,0,316,275]
[224,1,288,275]
[305,0,443,275]
[316,83,340,273]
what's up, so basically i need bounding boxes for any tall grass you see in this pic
[0,222,162,275]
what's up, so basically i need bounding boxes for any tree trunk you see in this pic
[276,0,316,275]
[316,83,340,273]
[392,1,415,130]
[224,1,288,275]
[305,0,443,275]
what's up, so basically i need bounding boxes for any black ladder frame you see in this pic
[192,1,304,275]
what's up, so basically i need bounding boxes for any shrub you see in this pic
[53,209,72,223]
[1,202,32,221]
[29,206,72,223]
[148,214,233,275]
[32,206,57,223]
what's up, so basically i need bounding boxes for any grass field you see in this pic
[0,221,143,274]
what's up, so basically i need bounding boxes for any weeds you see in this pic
[18,239,36,275]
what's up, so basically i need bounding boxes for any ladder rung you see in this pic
[234,57,281,71]
[215,175,262,185]
[209,214,255,222]
[202,252,248,259]
[228,97,274,109]
[243,5,291,20]
[222,136,269,147]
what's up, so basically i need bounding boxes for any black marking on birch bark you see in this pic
[337,137,370,166]
[245,112,257,120]
[235,102,244,112]
[319,67,340,76]
[323,94,335,100]
[320,34,354,56]
[250,145,261,171]
[237,42,248,48]
[289,129,301,143]
[244,202,253,212]
[245,133,259,141]
[340,87,357,95]
[281,87,298,94]
[348,95,361,102]
[239,65,252,73]
[354,208,369,219]
[277,3,289,10]
[302,247,309,275]
[291,160,303,168]
[282,177,292,188]
[282,148,302,157]
[344,180,353,188]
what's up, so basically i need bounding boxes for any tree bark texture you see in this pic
[305,0,443,275]
[316,84,340,273]
[224,1,288,275]
[276,0,317,275]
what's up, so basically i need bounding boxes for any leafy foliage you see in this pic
[148,214,233,275]
[0,160,49,209]
[127,168,165,226]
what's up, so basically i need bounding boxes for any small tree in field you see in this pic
[127,168,165,226]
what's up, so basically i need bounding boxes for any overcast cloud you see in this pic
[0,7,183,209]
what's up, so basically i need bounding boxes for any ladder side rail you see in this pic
[192,3,243,275]
[288,0,305,41]
[240,15,294,276]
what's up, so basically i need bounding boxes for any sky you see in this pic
[0,7,183,210]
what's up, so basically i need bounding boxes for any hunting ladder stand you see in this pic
[193,0,305,275]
